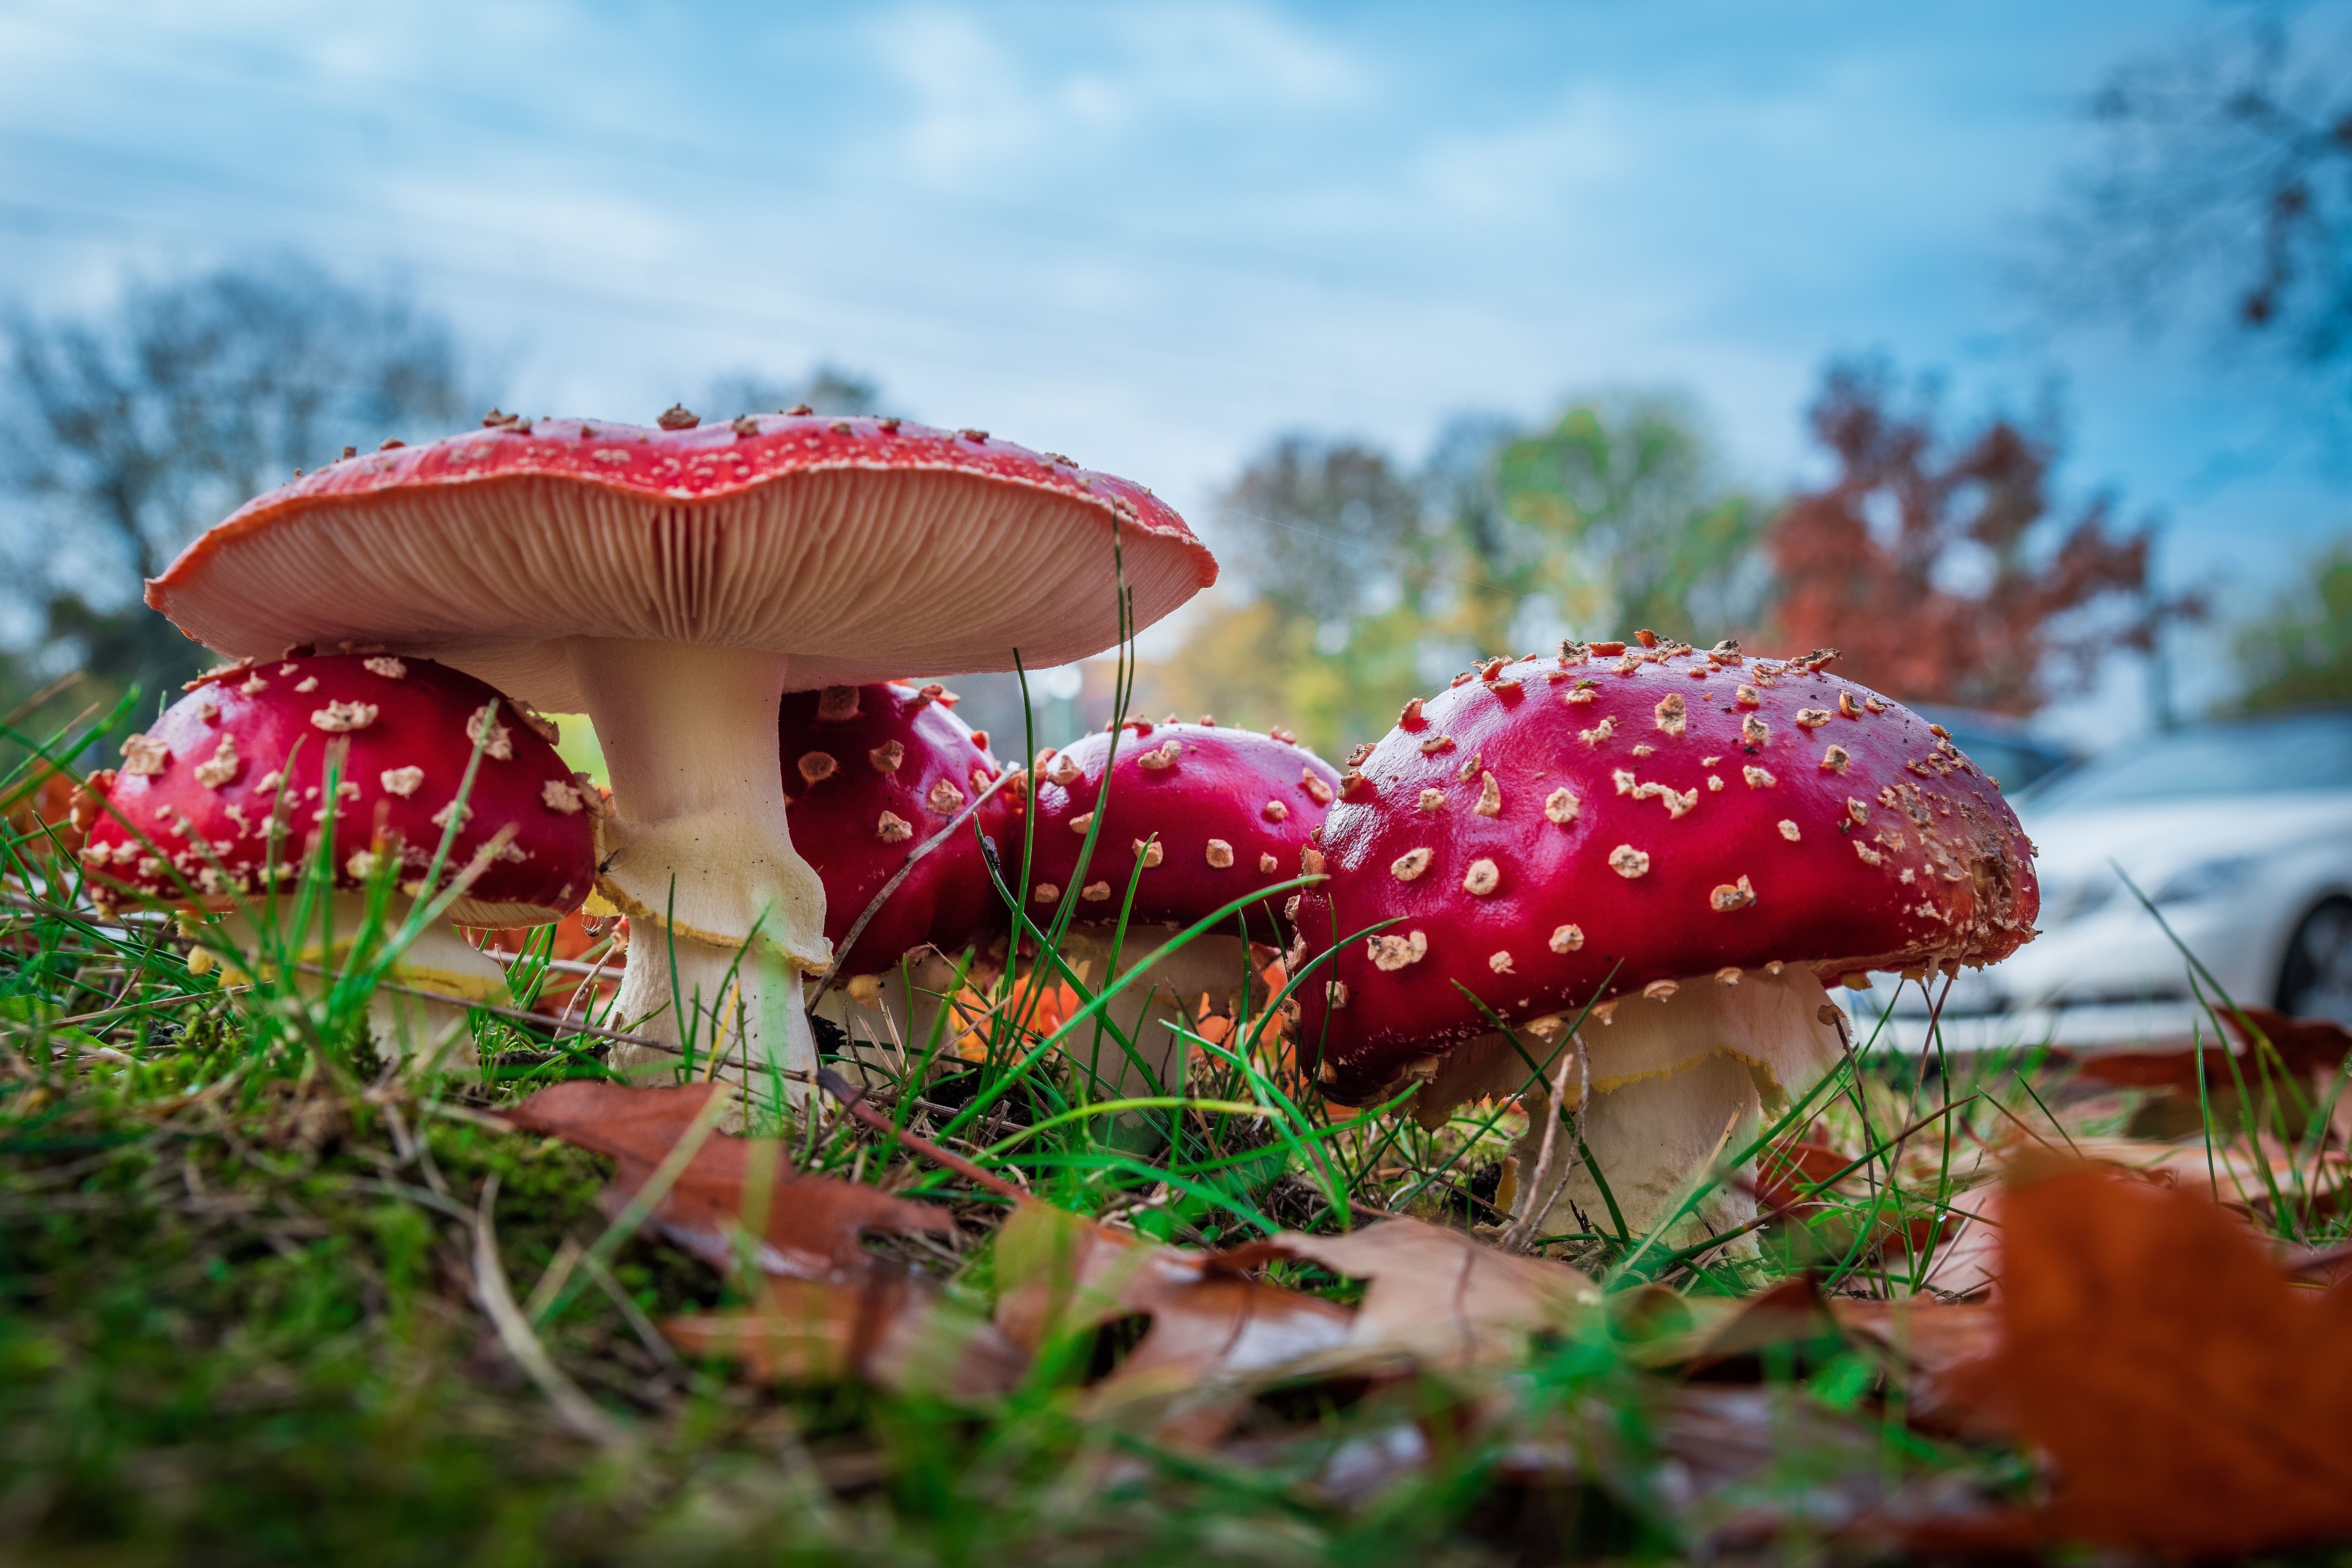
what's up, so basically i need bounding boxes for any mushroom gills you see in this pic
[216,891,510,1072]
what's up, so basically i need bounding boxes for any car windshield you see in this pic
[2027,711,2352,810]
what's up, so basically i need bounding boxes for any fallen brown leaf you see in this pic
[661,1272,1027,1402]
[1676,1275,1845,1381]
[1757,1139,1854,1211]
[993,1201,1356,1444]
[509,1080,954,1279]
[1828,1297,2000,1431]
[995,1204,1353,1381]
[1213,1216,1599,1372]
[2069,1004,2352,1093]
[1981,1160,2352,1555]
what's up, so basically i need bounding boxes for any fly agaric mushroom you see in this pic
[143,414,1213,1094]
[779,681,1020,1059]
[1025,718,1342,1091]
[1288,642,2038,1242]
[79,652,595,1064]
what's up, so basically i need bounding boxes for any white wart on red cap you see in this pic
[143,414,1217,1084]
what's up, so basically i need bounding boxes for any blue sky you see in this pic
[1,1,2341,726]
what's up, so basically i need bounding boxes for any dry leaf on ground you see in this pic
[1675,1275,1845,1380]
[995,1201,1354,1434]
[661,1273,1027,1402]
[1978,1159,2352,1555]
[508,1080,955,1278]
[2058,1134,2344,1218]
[1757,1139,1853,1212]
[1828,1297,2000,1431]
[1214,1216,1599,1372]
[2069,1005,2352,1091]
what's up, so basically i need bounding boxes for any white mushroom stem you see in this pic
[218,891,509,1071]
[1512,968,1848,1249]
[1054,926,1262,1096]
[1406,967,1847,1249]
[566,638,828,1095]
[810,952,975,1087]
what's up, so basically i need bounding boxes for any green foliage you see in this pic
[2236,536,2352,711]
[1143,397,1765,759]
[1486,396,1766,652]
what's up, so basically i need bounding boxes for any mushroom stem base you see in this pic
[811,952,973,1089]
[1515,1053,1763,1250]
[1054,928,1261,1098]
[218,893,509,1071]
[606,930,817,1103]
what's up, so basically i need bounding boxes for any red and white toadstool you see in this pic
[1023,717,1342,1091]
[143,412,1214,1094]
[79,651,596,1063]
[1287,640,2039,1242]
[778,680,1020,1058]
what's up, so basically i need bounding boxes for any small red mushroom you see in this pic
[1025,720,1341,1091]
[779,681,1019,1053]
[81,652,595,1065]
[1288,643,2040,1242]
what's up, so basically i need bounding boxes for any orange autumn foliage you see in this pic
[1767,360,2192,715]
[1980,1161,2352,1554]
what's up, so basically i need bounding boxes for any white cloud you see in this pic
[1411,89,1637,219]
[864,1,1367,181]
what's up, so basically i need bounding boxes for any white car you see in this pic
[1857,707,2352,1053]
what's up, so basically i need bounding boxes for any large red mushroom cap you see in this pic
[779,681,1017,976]
[80,652,595,926]
[139,412,1216,1087]
[1292,643,2039,1105]
[1024,719,1341,937]
[144,416,1214,702]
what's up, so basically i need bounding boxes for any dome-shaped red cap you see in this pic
[81,652,597,926]
[1291,644,2039,1103]
[779,681,1018,975]
[143,416,1217,711]
[1025,720,1341,937]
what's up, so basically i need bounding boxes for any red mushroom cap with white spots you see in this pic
[1025,720,1341,935]
[779,681,1018,975]
[143,416,1214,701]
[1291,644,2039,1104]
[80,653,596,926]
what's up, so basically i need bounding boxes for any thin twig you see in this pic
[1498,1032,1582,1252]
[815,1067,1025,1200]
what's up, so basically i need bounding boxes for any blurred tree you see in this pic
[2044,11,2352,387]
[1768,359,2191,716]
[1486,394,1768,652]
[2237,537,2352,710]
[0,259,472,700]
[700,365,882,421]
[1216,434,1429,630]
[1144,398,1766,757]
[1140,437,1432,755]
